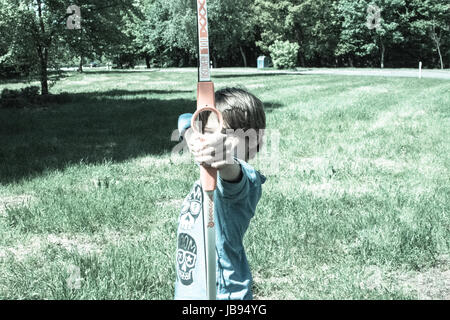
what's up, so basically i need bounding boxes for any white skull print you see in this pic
[179,183,203,230]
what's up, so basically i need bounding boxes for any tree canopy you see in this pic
[1,0,448,94]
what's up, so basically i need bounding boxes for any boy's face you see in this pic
[204,113,258,162]
[187,112,260,164]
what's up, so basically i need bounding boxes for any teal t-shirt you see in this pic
[174,159,266,300]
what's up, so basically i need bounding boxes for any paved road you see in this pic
[161,67,450,80]
[295,68,450,80]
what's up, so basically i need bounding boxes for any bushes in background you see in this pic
[269,40,300,70]
[0,86,70,109]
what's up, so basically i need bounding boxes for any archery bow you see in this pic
[191,0,223,300]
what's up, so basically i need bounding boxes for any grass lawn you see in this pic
[0,69,449,299]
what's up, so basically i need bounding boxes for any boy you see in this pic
[174,87,266,300]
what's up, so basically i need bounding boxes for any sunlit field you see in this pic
[0,69,449,299]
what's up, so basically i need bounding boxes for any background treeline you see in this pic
[0,0,449,94]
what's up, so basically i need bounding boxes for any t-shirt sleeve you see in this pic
[216,159,266,202]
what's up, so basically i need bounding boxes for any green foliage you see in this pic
[0,86,39,108]
[133,0,186,67]
[253,0,296,53]
[269,40,299,69]
[1,0,449,76]
[253,0,448,68]
[408,0,450,69]
[132,0,255,67]
[0,86,72,109]
[0,0,38,78]
[253,0,342,66]
[63,1,142,69]
[335,0,407,68]
[0,0,139,93]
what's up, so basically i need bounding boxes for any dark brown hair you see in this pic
[215,87,266,160]
[215,87,266,133]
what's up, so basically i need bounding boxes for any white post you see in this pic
[419,61,422,79]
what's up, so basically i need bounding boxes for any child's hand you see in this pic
[185,128,238,169]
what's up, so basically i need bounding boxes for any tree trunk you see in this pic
[431,23,444,70]
[78,56,83,72]
[433,33,444,70]
[348,56,354,68]
[437,45,444,70]
[239,46,247,68]
[145,55,151,69]
[39,48,49,95]
[380,41,385,69]
[298,52,306,67]
[40,69,48,95]
[36,0,49,95]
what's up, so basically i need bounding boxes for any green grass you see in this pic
[0,69,449,299]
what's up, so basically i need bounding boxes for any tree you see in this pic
[253,0,303,58]
[369,0,406,69]
[409,0,450,69]
[208,0,255,67]
[253,0,343,67]
[133,0,256,68]
[1,0,138,94]
[2,0,448,76]
[131,0,197,68]
[336,0,406,68]
[64,2,142,72]
[300,0,341,66]
[0,1,36,78]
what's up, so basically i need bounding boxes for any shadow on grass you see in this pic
[0,92,193,183]
[264,101,284,111]
[0,71,72,85]
[93,89,193,96]
[0,88,285,184]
